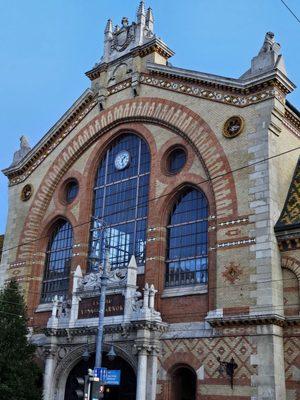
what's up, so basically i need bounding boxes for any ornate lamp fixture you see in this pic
[107,345,117,361]
[217,357,238,389]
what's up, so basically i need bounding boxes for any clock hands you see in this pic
[115,150,130,170]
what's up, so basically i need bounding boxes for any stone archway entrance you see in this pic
[64,353,136,400]
[170,365,196,400]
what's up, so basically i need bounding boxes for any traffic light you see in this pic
[75,376,89,399]
[90,380,105,400]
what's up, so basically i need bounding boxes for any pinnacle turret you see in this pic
[137,1,146,18]
[86,0,173,69]
[104,19,113,35]
[146,7,154,32]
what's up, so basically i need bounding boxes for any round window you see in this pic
[65,180,79,204]
[167,148,187,174]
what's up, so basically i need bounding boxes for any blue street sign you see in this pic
[106,370,121,386]
[94,367,107,382]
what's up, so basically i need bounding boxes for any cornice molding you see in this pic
[140,72,284,108]
[3,89,97,183]
[277,231,300,251]
[146,62,296,95]
[206,313,286,328]
[44,320,168,337]
[284,105,300,137]
[85,38,174,81]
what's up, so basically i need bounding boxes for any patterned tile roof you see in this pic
[275,157,300,231]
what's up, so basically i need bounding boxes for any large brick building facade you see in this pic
[1,2,300,399]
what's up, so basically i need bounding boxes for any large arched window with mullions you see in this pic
[88,133,150,271]
[41,219,73,303]
[165,188,208,287]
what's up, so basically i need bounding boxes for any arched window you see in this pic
[166,188,208,287]
[41,220,73,303]
[88,133,150,271]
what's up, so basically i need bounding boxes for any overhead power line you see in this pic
[280,0,300,24]
[2,271,300,300]
[1,144,300,255]
[1,300,300,321]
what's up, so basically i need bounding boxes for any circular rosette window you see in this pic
[223,116,244,138]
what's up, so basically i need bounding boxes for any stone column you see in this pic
[43,347,57,400]
[147,346,159,400]
[136,346,149,400]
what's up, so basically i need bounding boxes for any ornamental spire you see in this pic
[146,7,154,32]
[137,1,146,20]
[104,19,113,35]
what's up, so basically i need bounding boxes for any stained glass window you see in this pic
[88,134,150,271]
[41,220,73,303]
[165,188,208,287]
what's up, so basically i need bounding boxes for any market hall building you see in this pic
[1,2,300,399]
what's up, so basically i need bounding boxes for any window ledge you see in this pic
[161,284,208,298]
[35,303,52,313]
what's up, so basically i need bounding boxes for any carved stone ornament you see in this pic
[111,19,135,53]
[223,116,244,138]
[79,268,127,292]
[21,184,33,201]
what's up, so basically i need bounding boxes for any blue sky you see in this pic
[0,0,300,234]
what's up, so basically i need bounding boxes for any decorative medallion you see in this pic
[21,184,33,202]
[223,116,244,138]
[222,262,243,284]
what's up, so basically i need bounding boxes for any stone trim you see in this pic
[141,73,284,108]
[285,102,300,136]
[36,303,52,313]
[146,62,295,94]
[206,313,286,327]
[161,284,208,298]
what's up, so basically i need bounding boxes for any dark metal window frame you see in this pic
[41,219,73,303]
[165,188,209,287]
[88,133,150,271]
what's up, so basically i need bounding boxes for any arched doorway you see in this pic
[171,365,197,400]
[64,352,136,400]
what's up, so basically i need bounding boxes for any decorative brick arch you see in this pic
[163,351,202,373]
[158,352,201,400]
[282,256,300,281]
[53,342,137,400]
[17,97,237,269]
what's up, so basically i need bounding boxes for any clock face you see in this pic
[114,150,130,170]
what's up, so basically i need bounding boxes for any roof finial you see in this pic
[259,32,277,54]
[240,31,286,79]
[104,19,113,35]
[20,135,30,150]
[146,7,154,32]
[11,135,31,166]
[137,1,146,19]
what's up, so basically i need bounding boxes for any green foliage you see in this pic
[0,280,42,400]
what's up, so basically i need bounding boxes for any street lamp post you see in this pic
[94,235,109,370]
